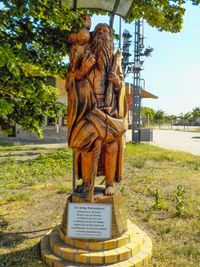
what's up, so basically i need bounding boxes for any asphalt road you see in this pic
[126,129,200,156]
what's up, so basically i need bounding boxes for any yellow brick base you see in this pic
[41,220,152,267]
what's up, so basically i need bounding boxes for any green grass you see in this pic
[0,140,10,147]
[56,183,72,194]
[0,142,200,266]
[0,149,72,190]
[0,141,22,151]
[121,143,200,266]
[5,192,31,202]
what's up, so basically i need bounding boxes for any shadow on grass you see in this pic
[0,152,39,158]
[0,138,67,147]
[0,145,65,152]
[0,218,9,230]
[0,231,26,249]
[0,243,45,267]
[0,227,53,248]
[0,222,52,267]
[0,216,51,266]
[0,141,11,147]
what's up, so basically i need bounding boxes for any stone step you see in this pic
[50,231,143,265]
[41,232,152,267]
[58,220,141,251]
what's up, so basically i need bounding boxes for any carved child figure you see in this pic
[67,15,95,79]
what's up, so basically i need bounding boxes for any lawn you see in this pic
[0,142,200,267]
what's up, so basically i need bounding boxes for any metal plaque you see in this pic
[67,202,112,239]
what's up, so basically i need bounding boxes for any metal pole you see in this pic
[119,17,122,49]
[110,0,120,28]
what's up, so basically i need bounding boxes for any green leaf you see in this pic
[0,99,14,115]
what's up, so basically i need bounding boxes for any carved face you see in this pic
[85,17,91,30]
[82,15,91,30]
[94,24,110,39]
[91,24,114,71]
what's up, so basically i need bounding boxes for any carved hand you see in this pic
[81,54,96,74]
[68,32,77,44]
[108,71,122,89]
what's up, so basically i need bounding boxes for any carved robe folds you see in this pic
[66,27,127,188]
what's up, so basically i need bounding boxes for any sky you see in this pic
[92,3,200,115]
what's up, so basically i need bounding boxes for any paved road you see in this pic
[126,129,200,156]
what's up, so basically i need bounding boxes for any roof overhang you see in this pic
[61,0,134,27]
[125,83,158,99]
[141,89,158,99]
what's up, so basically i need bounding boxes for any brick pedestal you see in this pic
[41,188,152,267]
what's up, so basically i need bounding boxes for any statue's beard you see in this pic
[91,33,113,71]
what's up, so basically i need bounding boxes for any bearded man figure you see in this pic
[66,22,127,201]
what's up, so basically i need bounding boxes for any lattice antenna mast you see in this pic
[132,19,144,143]
[122,29,132,77]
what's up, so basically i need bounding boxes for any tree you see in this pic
[191,107,200,119]
[178,112,192,130]
[154,110,166,127]
[166,114,177,122]
[166,114,177,129]
[141,107,155,124]
[179,112,192,121]
[154,110,166,122]
[1,0,200,136]
[127,0,200,33]
[0,0,82,136]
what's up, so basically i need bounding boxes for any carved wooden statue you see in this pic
[66,17,127,201]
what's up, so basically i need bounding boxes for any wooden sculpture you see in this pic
[66,17,127,201]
